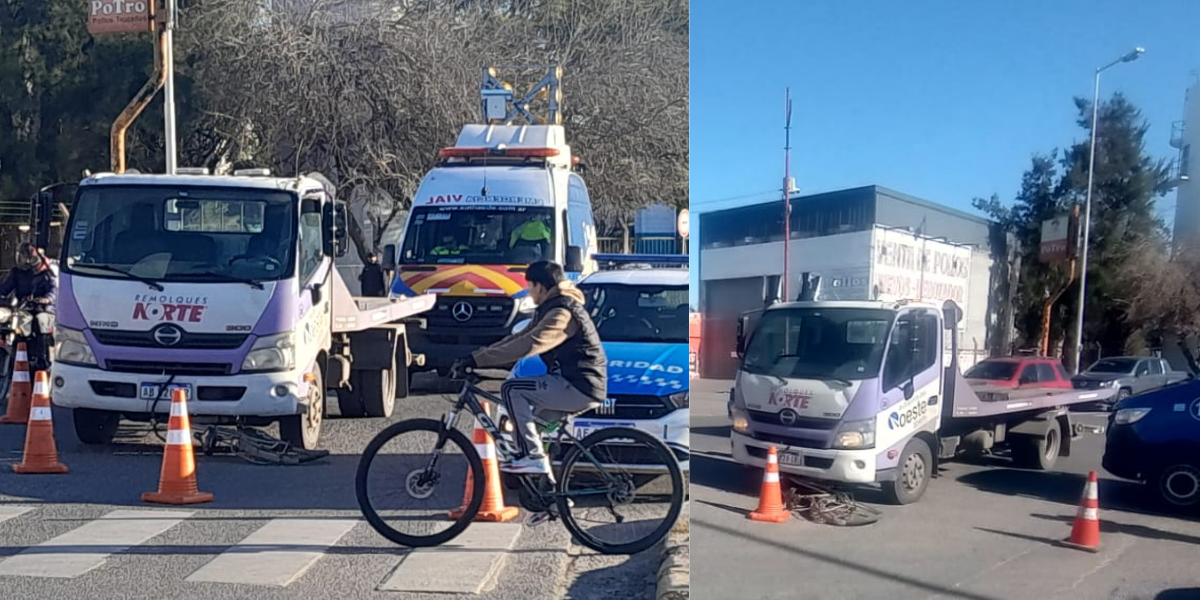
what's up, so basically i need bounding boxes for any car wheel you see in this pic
[1154,461,1200,509]
[1116,387,1132,402]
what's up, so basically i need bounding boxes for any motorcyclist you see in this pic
[452,260,606,475]
[0,243,57,371]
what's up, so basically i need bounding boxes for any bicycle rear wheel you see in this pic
[356,418,485,547]
[557,426,685,555]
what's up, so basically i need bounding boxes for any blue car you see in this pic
[499,255,690,472]
[1103,377,1200,509]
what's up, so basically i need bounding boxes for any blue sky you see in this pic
[689,0,1200,303]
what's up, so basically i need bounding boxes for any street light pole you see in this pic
[1072,47,1144,373]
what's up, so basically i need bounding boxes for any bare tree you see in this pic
[177,0,687,257]
[1117,237,1200,373]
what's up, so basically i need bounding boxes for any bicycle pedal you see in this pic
[526,511,555,527]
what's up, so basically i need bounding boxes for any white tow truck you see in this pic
[729,280,1117,504]
[50,170,434,449]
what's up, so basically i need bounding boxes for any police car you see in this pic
[498,254,690,472]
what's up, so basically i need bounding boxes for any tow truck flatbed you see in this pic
[329,272,436,333]
[952,370,1117,418]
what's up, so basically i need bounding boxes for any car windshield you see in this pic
[400,206,555,265]
[582,283,689,343]
[965,361,1019,380]
[62,185,297,283]
[1087,358,1138,374]
[741,307,894,380]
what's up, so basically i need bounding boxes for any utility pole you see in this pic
[163,0,178,174]
[782,88,793,301]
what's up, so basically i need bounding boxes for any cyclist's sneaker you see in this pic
[500,454,551,475]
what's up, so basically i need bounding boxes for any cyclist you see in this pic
[0,243,57,371]
[452,260,606,475]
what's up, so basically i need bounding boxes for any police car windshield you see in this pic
[742,307,894,380]
[583,284,689,343]
[400,206,555,265]
[62,185,297,283]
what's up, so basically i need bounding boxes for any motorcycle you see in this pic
[0,299,45,403]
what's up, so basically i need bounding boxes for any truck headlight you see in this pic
[667,390,689,409]
[516,296,536,313]
[833,418,876,449]
[1114,407,1151,425]
[731,408,750,434]
[242,332,296,373]
[55,327,97,366]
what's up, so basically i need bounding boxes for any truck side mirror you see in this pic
[382,244,397,270]
[735,316,747,357]
[322,201,349,257]
[565,245,584,273]
[901,379,914,400]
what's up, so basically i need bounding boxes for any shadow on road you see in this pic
[693,516,1004,600]
[689,453,759,496]
[956,468,1200,522]
[562,548,659,600]
[1028,512,1200,545]
[690,424,730,438]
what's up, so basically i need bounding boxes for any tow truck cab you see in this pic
[729,298,956,503]
[503,254,691,469]
[384,67,598,375]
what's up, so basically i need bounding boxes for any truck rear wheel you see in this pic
[73,408,120,445]
[358,362,396,418]
[1011,420,1061,470]
[280,367,323,450]
[882,438,932,505]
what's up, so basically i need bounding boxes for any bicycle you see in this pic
[355,367,686,555]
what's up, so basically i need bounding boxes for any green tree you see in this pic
[976,93,1170,370]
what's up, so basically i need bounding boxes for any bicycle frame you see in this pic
[434,378,632,501]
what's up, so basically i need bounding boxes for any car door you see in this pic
[1034,363,1058,389]
[1132,360,1152,394]
[1016,363,1038,389]
[1146,358,1166,390]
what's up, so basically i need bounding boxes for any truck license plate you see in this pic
[778,451,803,466]
[139,382,194,401]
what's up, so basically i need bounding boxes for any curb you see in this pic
[655,518,689,600]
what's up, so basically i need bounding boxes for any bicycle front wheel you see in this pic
[356,418,485,547]
[557,426,685,555]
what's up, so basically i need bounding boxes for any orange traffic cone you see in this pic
[450,401,519,522]
[748,446,791,523]
[0,343,32,424]
[143,388,213,505]
[1061,470,1101,552]
[13,371,68,474]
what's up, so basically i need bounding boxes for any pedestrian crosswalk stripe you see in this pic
[379,523,522,594]
[184,518,358,587]
[0,506,34,526]
[0,509,193,579]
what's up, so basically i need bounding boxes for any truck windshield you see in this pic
[1087,358,1137,373]
[742,307,894,380]
[62,185,297,283]
[400,206,555,265]
[964,361,1018,380]
[583,284,689,343]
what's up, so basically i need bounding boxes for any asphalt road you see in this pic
[0,374,669,600]
[689,378,1200,600]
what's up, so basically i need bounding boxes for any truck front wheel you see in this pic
[73,408,120,445]
[882,438,932,505]
[280,367,324,450]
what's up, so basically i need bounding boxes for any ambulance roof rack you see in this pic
[480,65,563,126]
[593,253,689,271]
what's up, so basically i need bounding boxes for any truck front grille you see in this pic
[92,329,248,350]
[426,296,515,329]
[105,360,232,376]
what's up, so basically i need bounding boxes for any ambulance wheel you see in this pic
[280,367,324,450]
[73,408,119,445]
[882,438,931,505]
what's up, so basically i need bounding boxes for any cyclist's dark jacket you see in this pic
[470,280,607,401]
